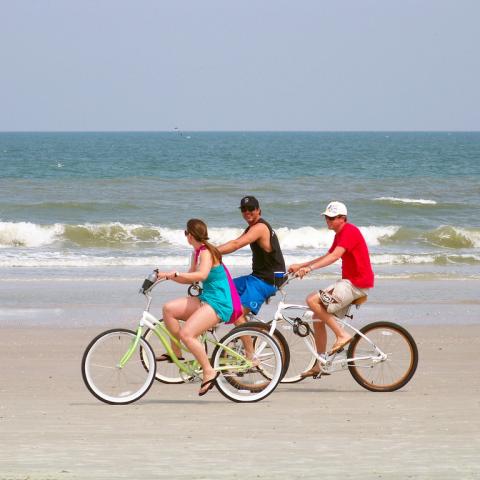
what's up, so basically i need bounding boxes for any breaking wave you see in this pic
[0,221,401,249]
[0,222,64,248]
[424,226,480,249]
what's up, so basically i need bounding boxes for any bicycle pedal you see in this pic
[180,375,198,384]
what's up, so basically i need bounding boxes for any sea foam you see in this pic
[0,222,64,248]
[374,197,437,205]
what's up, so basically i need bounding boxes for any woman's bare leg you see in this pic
[162,296,201,358]
[179,303,220,394]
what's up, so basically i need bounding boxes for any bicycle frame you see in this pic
[128,280,260,379]
[253,274,388,374]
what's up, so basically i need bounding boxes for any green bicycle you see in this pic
[81,275,284,404]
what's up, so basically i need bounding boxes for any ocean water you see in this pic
[1,131,479,280]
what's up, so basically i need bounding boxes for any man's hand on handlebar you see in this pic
[288,263,311,279]
[288,264,302,274]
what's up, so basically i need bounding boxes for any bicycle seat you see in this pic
[352,296,368,306]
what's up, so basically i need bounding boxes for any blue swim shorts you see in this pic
[233,275,277,315]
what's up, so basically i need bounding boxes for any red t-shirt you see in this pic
[328,223,374,289]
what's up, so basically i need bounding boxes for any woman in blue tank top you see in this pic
[156,219,233,396]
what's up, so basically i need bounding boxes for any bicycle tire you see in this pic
[82,328,156,405]
[211,326,283,403]
[347,321,418,392]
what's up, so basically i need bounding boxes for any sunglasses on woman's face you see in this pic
[240,206,256,213]
[184,230,189,236]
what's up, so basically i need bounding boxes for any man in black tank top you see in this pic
[218,196,286,324]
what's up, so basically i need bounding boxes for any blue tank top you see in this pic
[199,264,233,323]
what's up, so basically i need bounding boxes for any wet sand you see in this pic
[1,323,479,479]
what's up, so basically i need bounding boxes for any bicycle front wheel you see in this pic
[347,322,418,392]
[272,319,317,383]
[142,326,186,384]
[211,326,283,403]
[82,329,156,405]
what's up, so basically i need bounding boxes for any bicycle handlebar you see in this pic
[139,273,168,295]
[140,269,298,299]
[277,271,297,289]
[140,270,202,297]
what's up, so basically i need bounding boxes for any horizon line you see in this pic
[1,129,479,134]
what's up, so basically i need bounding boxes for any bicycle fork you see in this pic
[118,327,143,368]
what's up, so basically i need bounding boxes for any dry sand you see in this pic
[1,323,479,479]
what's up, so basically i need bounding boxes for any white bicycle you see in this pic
[250,274,419,391]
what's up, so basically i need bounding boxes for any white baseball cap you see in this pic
[322,201,347,217]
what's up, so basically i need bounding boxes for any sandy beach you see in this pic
[1,275,480,479]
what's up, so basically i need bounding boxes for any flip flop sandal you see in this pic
[156,353,185,362]
[198,372,220,397]
[328,337,352,355]
[300,367,321,379]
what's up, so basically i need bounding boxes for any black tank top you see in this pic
[244,218,286,285]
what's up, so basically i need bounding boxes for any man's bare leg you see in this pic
[234,307,258,364]
[306,292,351,351]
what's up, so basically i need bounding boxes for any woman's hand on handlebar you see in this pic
[157,270,178,280]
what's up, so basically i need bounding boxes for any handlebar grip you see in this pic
[274,271,288,288]
[140,279,154,293]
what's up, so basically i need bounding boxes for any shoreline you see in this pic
[1,270,479,328]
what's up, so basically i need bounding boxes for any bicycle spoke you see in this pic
[347,322,418,392]
[82,329,157,404]
[211,327,283,402]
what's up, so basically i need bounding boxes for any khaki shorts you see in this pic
[318,280,368,318]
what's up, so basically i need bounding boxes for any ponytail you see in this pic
[203,240,222,265]
[186,218,222,265]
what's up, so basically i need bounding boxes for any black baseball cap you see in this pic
[239,196,260,209]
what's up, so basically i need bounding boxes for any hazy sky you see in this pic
[1,0,479,131]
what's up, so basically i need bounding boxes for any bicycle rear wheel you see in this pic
[347,321,418,392]
[82,328,156,405]
[211,326,283,403]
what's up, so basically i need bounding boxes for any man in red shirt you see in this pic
[289,201,374,378]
